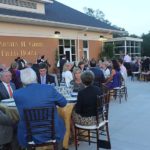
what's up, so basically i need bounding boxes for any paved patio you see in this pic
[69,78,150,150]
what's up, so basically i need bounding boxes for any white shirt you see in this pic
[2,82,13,97]
[124,54,131,63]
[40,75,46,84]
[62,71,73,87]
[120,65,127,82]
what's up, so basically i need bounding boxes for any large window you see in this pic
[59,39,76,62]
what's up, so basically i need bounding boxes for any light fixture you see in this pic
[99,35,104,38]
[54,31,60,35]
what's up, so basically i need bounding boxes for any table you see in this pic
[0,96,77,149]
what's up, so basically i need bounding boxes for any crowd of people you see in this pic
[0,53,150,150]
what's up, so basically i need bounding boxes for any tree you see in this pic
[141,31,150,56]
[101,43,114,59]
[83,7,128,37]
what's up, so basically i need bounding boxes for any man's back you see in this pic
[14,83,67,147]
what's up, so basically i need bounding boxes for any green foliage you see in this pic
[101,43,114,59]
[141,31,150,56]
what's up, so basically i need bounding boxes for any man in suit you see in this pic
[37,63,55,85]
[13,68,67,149]
[0,70,16,101]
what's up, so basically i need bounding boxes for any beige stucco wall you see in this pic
[0,22,113,69]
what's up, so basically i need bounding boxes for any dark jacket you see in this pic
[75,85,102,117]
[37,74,55,85]
[0,82,16,101]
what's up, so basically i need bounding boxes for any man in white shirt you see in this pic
[123,53,132,76]
[124,53,131,63]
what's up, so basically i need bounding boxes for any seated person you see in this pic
[0,108,19,150]
[62,62,73,87]
[89,59,105,88]
[70,67,84,92]
[13,68,67,149]
[37,63,55,85]
[104,60,122,89]
[72,71,102,126]
[0,70,16,101]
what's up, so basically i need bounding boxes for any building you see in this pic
[0,0,123,69]
[105,37,143,59]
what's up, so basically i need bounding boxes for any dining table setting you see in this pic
[0,83,78,149]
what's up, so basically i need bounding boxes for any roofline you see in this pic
[0,14,125,34]
[107,37,143,42]
[30,0,53,3]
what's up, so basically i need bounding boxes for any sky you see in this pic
[56,0,150,36]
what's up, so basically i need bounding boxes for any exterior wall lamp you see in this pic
[54,31,60,35]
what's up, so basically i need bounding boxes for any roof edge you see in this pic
[0,14,125,34]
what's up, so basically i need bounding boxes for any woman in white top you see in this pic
[62,62,73,87]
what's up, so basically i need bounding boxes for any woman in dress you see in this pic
[103,59,122,89]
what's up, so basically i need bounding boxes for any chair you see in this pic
[23,106,57,150]
[109,81,128,103]
[74,93,111,150]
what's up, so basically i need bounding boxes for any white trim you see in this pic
[107,37,143,42]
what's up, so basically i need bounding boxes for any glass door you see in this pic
[64,48,72,62]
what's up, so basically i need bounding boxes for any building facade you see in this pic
[0,0,122,70]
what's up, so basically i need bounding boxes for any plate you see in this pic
[71,92,78,97]
[1,98,14,103]
[5,102,16,107]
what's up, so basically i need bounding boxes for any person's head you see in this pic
[39,63,47,76]
[63,62,72,72]
[78,61,85,70]
[41,55,45,59]
[73,67,82,80]
[90,59,97,67]
[112,59,120,71]
[81,70,95,86]
[10,62,18,69]
[0,70,12,84]
[20,68,37,85]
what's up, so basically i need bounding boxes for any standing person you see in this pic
[123,53,131,76]
[72,71,102,126]
[13,68,67,149]
[0,70,16,101]
[59,55,67,81]
[37,63,55,85]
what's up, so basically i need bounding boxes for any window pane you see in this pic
[59,39,63,45]
[71,40,75,45]
[72,55,76,61]
[83,40,88,48]
[64,40,70,48]
[71,46,75,54]
[59,46,64,54]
